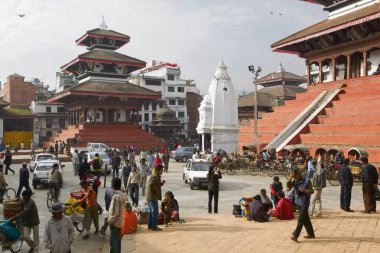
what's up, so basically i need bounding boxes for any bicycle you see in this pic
[325,163,340,186]
[249,159,275,177]
[0,188,16,203]
[0,221,23,253]
[226,157,250,175]
[46,184,60,209]
[65,203,84,233]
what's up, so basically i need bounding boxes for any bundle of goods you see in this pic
[70,188,84,200]
[2,198,22,219]
[239,197,254,217]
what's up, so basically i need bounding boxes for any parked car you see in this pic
[29,153,55,172]
[171,147,196,162]
[32,160,64,189]
[83,151,111,174]
[183,159,212,190]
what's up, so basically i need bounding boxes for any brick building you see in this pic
[2,74,36,109]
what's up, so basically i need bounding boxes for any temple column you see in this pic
[347,55,351,79]
[306,60,310,85]
[318,62,323,83]
[332,58,336,81]
[363,51,368,77]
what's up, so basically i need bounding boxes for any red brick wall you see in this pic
[3,74,36,108]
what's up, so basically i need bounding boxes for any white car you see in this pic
[183,159,212,190]
[83,151,111,174]
[32,160,64,189]
[29,153,55,171]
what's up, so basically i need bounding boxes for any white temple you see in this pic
[196,60,239,153]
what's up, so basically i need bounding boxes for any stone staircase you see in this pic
[43,124,163,151]
[239,75,380,163]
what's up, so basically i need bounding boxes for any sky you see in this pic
[0,0,327,95]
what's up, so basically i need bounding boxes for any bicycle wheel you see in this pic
[5,188,16,199]
[47,192,53,209]
[226,164,235,175]
[250,165,259,176]
[242,163,250,174]
[261,165,268,174]
[267,167,275,177]
[218,162,227,174]
[75,215,84,233]
[327,171,340,186]
[10,239,23,253]
[284,168,292,180]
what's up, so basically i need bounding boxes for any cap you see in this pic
[50,202,65,213]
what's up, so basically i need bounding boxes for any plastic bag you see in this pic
[0,220,21,242]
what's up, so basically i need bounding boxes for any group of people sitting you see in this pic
[242,176,295,222]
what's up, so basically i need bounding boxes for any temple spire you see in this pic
[99,15,108,30]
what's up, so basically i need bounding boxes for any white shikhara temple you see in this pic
[196,61,239,153]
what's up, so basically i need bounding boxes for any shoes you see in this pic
[100,229,105,235]
[152,227,162,231]
[165,224,168,227]
[28,248,33,253]
[361,210,371,214]
[12,171,15,175]
[345,209,354,212]
[304,235,316,239]
[94,230,99,235]
[82,234,90,239]
[98,209,103,215]
[314,214,322,218]
[290,236,298,242]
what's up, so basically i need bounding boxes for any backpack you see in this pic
[232,204,242,216]
[92,158,101,170]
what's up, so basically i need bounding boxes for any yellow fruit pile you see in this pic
[64,198,85,215]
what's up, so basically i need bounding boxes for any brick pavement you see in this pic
[101,209,380,253]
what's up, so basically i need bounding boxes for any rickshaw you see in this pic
[327,147,344,164]
[322,147,345,186]
[348,147,368,178]
[314,147,328,162]
[281,145,310,179]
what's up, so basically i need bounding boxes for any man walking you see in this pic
[108,178,126,253]
[9,189,40,253]
[16,162,32,197]
[127,165,141,207]
[162,150,170,173]
[72,150,80,176]
[138,158,150,196]
[290,168,315,242]
[111,152,121,179]
[337,158,354,212]
[48,163,63,202]
[4,148,14,175]
[43,202,75,253]
[360,156,379,213]
[121,160,131,193]
[207,166,222,214]
[146,164,165,231]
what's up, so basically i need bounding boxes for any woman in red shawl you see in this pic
[275,192,294,220]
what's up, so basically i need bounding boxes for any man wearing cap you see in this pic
[43,202,75,253]
[360,156,379,213]
[16,162,32,197]
[9,189,40,253]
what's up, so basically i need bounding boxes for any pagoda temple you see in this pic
[239,0,380,163]
[47,18,162,149]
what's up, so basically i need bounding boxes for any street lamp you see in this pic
[248,65,262,149]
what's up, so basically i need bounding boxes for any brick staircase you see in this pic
[43,124,162,150]
[239,75,380,163]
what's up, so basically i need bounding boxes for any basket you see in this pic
[3,198,22,219]
[70,188,84,200]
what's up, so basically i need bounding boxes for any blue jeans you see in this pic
[147,200,158,229]
[110,225,121,253]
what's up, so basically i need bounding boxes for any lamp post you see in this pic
[248,65,262,150]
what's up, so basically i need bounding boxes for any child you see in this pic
[121,201,138,235]
[270,176,283,207]
[284,181,294,200]
[160,192,174,227]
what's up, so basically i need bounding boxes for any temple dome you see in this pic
[156,104,176,119]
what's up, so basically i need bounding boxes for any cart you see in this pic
[348,147,368,178]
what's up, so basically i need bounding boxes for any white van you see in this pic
[87,143,110,152]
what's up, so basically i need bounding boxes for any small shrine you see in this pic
[197,61,239,153]
[150,103,183,140]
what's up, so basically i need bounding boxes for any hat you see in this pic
[50,202,65,213]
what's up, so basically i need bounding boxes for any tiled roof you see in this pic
[85,28,130,40]
[238,92,275,107]
[259,85,306,98]
[69,80,160,96]
[79,50,145,65]
[257,71,306,84]
[272,3,380,49]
